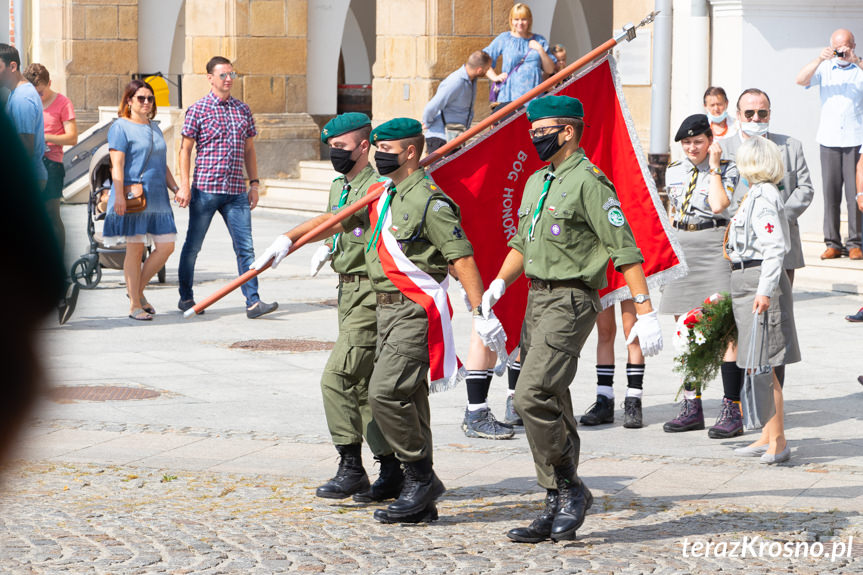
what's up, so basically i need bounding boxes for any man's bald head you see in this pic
[831,29,856,49]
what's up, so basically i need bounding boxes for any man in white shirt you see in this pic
[796,28,863,260]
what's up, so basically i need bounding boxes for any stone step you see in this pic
[298,160,338,184]
[795,239,863,294]
[258,179,330,213]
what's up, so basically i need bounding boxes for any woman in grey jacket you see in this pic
[725,136,801,464]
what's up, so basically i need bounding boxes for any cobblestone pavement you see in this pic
[3,452,862,575]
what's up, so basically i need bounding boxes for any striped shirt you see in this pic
[181,91,257,195]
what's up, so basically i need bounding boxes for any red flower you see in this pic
[682,307,703,328]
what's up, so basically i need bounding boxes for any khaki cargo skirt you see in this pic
[731,265,801,368]
[660,227,730,315]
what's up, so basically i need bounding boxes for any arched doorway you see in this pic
[307,0,375,117]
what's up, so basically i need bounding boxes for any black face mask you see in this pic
[374,150,403,175]
[329,147,358,175]
[531,130,564,162]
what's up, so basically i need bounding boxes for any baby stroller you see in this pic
[69,143,166,289]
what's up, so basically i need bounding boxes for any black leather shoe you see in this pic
[384,457,445,519]
[846,307,863,322]
[315,444,370,499]
[246,300,278,319]
[58,282,80,325]
[550,463,591,542]
[580,394,614,426]
[353,453,404,503]
[507,489,559,543]
[373,503,439,524]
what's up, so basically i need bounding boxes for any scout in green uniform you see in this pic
[481,96,664,543]
[257,117,506,524]
[252,113,402,503]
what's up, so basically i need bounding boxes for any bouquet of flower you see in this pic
[672,292,738,397]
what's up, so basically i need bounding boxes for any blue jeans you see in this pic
[178,188,259,307]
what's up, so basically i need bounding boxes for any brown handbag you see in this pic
[122,121,154,214]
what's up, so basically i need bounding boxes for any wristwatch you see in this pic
[633,294,651,304]
[708,167,721,176]
[472,305,484,317]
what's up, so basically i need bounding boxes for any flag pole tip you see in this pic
[183,309,196,319]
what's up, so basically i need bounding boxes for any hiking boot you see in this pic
[384,457,445,519]
[622,396,643,429]
[550,462,593,542]
[315,444,370,499]
[708,397,744,438]
[462,407,515,439]
[504,394,523,426]
[353,453,404,503]
[580,394,614,426]
[507,489,559,543]
[662,397,705,432]
[246,300,278,319]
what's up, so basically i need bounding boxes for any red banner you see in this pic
[428,57,685,352]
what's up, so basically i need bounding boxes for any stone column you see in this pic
[182,0,318,178]
[373,0,512,126]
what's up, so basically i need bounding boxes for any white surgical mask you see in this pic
[741,121,769,137]
[706,110,728,124]
[835,57,853,68]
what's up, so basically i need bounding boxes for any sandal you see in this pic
[129,308,153,321]
[140,297,156,315]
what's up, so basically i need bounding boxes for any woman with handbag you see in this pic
[483,3,556,109]
[726,136,801,464]
[103,80,179,321]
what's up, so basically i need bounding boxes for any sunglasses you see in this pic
[135,95,155,104]
[217,71,238,80]
[528,125,567,138]
[742,109,769,120]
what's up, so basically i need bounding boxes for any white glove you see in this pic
[453,279,472,312]
[251,234,292,270]
[481,278,506,313]
[474,310,508,367]
[310,245,332,277]
[625,310,664,357]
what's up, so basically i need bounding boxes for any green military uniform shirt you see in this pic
[327,164,379,275]
[343,169,474,292]
[508,148,644,288]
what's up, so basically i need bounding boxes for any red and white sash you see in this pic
[368,182,462,392]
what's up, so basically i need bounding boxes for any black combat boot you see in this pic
[353,453,404,503]
[506,489,560,543]
[315,444,370,499]
[372,503,439,524]
[375,457,445,520]
[550,462,593,542]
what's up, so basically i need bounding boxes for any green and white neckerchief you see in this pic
[528,172,556,241]
[367,184,397,252]
[328,181,351,254]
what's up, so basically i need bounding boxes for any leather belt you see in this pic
[339,273,366,283]
[730,259,762,271]
[376,291,406,305]
[674,219,728,231]
[529,278,590,291]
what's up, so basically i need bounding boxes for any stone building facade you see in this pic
[7,0,648,179]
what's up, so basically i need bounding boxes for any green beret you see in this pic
[321,112,371,144]
[526,95,585,122]
[370,118,423,145]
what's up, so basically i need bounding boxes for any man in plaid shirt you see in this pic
[176,56,277,319]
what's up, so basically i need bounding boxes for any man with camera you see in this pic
[796,28,863,261]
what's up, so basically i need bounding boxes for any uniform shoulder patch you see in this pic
[602,197,621,211]
[607,206,626,227]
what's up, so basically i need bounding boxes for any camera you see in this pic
[834,49,848,58]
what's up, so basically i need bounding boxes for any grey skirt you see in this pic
[732,265,801,368]
[660,227,730,315]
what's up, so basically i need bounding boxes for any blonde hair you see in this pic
[736,136,784,185]
[509,3,532,34]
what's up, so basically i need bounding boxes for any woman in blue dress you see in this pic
[484,2,556,107]
[103,80,178,320]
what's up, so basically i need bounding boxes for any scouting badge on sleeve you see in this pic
[607,207,625,227]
